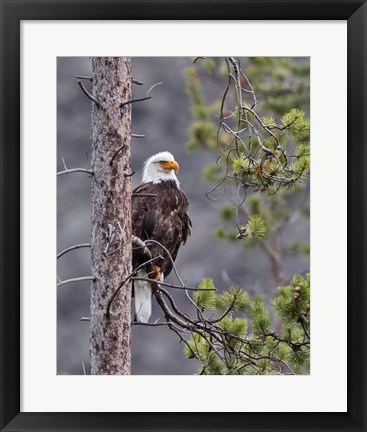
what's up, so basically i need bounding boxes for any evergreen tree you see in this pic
[184,274,310,375]
[180,57,310,374]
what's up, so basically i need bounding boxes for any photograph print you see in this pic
[57,57,310,375]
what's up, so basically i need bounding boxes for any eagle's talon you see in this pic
[150,265,161,281]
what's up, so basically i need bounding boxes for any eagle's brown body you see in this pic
[131,151,191,322]
[132,180,192,279]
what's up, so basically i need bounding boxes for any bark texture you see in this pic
[90,57,132,375]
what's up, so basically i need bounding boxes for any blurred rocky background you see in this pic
[57,57,309,375]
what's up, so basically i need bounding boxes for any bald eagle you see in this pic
[132,151,192,323]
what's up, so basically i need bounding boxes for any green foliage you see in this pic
[249,196,261,214]
[245,57,310,114]
[193,278,216,310]
[194,280,250,314]
[181,58,310,375]
[232,154,251,175]
[185,57,310,286]
[276,343,293,362]
[281,108,310,143]
[215,286,250,312]
[199,277,216,290]
[272,273,310,325]
[186,120,218,151]
[262,116,276,126]
[220,206,235,220]
[231,317,248,337]
[184,66,222,151]
[244,214,267,239]
[218,316,248,350]
[218,316,247,338]
[213,226,226,240]
[288,240,310,255]
[289,155,310,179]
[288,346,309,368]
[295,143,310,157]
[184,58,310,202]
[183,332,209,361]
[183,273,310,375]
[250,297,272,334]
[213,226,237,242]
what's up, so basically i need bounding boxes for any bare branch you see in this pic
[57,243,91,259]
[57,276,95,288]
[131,277,214,292]
[147,81,163,95]
[77,76,144,86]
[132,78,144,86]
[84,150,90,169]
[76,75,92,81]
[121,81,161,109]
[57,168,93,177]
[61,155,68,171]
[109,145,125,166]
[193,56,206,64]
[206,297,236,324]
[120,96,151,108]
[77,80,100,105]
[132,321,172,327]
[124,171,135,178]
[298,314,310,340]
[131,235,152,260]
[131,133,145,138]
[151,283,192,330]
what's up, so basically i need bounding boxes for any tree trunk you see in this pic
[90,57,132,375]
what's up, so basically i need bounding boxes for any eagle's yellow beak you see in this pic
[161,160,179,173]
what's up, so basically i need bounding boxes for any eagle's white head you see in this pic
[142,151,180,187]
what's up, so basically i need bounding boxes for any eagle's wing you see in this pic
[132,182,159,268]
[131,181,191,323]
[132,181,192,277]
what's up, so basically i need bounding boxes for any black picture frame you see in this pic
[0,1,366,431]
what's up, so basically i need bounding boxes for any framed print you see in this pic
[0,1,366,431]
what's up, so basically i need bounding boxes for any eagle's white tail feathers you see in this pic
[134,269,165,323]
[135,270,152,323]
